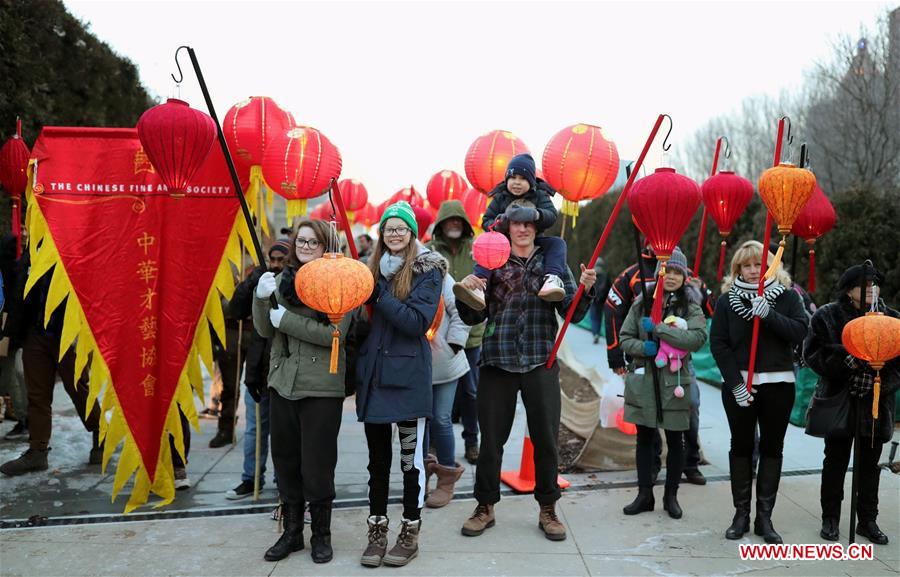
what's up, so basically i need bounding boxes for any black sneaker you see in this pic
[4,421,28,441]
[226,480,256,500]
[208,430,232,448]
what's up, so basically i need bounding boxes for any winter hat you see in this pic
[506,153,537,191]
[269,238,291,257]
[656,246,688,276]
[838,260,884,291]
[379,200,418,239]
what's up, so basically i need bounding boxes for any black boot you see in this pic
[663,486,682,519]
[856,520,889,545]
[623,487,655,515]
[309,503,333,563]
[754,457,783,544]
[820,517,839,541]
[265,502,304,561]
[726,453,752,540]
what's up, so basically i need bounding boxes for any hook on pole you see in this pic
[661,114,674,151]
[171,46,190,84]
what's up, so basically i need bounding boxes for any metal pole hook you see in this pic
[660,114,674,151]
[171,46,191,84]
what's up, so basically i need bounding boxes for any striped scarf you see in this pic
[728,277,786,321]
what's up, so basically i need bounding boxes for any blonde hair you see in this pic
[721,240,792,292]
[367,232,419,301]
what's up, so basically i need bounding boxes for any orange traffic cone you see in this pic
[500,436,571,493]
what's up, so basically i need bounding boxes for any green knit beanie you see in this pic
[379,201,418,238]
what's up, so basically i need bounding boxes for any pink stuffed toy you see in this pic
[655,315,689,374]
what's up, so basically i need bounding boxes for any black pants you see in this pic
[722,382,794,459]
[170,409,190,468]
[638,425,684,490]
[213,330,247,435]
[365,419,425,521]
[270,392,343,506]
[475,364,561,506]
[821,402,885,522]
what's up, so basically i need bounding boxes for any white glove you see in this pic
[269,305,287,328]
[732,382,758,407]
[750,295,771,319]
[256,272,277,299]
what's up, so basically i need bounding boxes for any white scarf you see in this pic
[728,277,786,321]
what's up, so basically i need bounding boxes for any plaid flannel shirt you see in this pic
[458,248,593,369]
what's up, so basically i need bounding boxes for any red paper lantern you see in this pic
[542,124,619,227]
[389,185,426,208]
[309,201,332,220]
[222,96,295,172]
[262,126,342,223]
[355,202,377,226]
[0,118,30,258]
[790,185,836,293]
[465,130,530,194]
[137,98,217,196]
[413,205,434,240]
[338,179,368,212]
[426,170,468,210]
[473,230,510,270]
[463,187,489,229]
[628,167,702,322]
[700,171,755,281]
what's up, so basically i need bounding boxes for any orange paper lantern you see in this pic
[295,253,374,373]
[757,162,816,276]
[841,312,900,422]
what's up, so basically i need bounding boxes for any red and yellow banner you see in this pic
[25,127,256,511]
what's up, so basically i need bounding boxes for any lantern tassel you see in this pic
[286,199,308,225]
[808,247,816,293]
[716,240,727,282]
[330,328,340,375]
[650,264,666,324]
[764,237,786,280]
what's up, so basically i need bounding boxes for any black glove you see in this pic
[245,380,263,404]
[449,343,463,355]
[505,204,539,223]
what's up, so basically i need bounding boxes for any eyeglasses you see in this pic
[383,226,410,237]
[295,237,321,249]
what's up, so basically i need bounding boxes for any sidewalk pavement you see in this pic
[2,472,897,576]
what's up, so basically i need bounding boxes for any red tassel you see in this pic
[808,248,816,293]
[650,265,665,323]
[716,240,727,282]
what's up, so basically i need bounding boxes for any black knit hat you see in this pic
[838,261,884,291]
[506,153,537,191]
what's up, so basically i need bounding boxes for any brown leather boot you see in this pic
[360,515,389,567]
[425,462,464,508]
[538,503,567,541]
[382,518,421,567]
[461,503,495,536]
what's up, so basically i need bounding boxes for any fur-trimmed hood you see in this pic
[412,243,448,278]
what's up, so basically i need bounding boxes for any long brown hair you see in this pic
[367,229,419,301]
[287,219,340,269]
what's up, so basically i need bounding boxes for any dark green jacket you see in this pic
[426,200,485,348]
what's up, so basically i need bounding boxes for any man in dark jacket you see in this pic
[455,202,596,542]
[803,262,898,545]
[427,200,485,464]
[224,240,289,499]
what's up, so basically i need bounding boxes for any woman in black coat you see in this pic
[710,241,808,544]
[803,263,899,545]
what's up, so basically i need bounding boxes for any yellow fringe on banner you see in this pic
[561,199,580,228]
[24,160,257,512]
[286,199,307,226]
[764,236,786,280]
[245,166,270,238]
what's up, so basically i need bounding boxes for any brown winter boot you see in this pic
[360,515,389,567]
[423,453,437,496]
[461,503,495,536]
[0,448,50,476]
[538,503,567,541]
[382,518,421,567]
[425,462,464,508]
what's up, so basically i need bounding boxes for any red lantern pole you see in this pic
[745,117,788,392]
[692,137,725,275]
[546,114,667,369]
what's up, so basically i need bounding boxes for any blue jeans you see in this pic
[460,347,481,448]
[589,300,604,338]
[242,386,271,485]
[428,379,459,467]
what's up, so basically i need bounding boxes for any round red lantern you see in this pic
[790,185,835,293]
[338,179,368,213]
[389,185,425,208]
[628,167,702,322]
[354,202,377,227]
[309,201,332,221]
[0,119,30,258]
[473,230,510,270]
[700,171,755,281]
[426,170,468,210]
[463,188,489,230]
[542,124,619,227]
[465,130,530,194]
[136,98,217,196]
[262,126,342,224]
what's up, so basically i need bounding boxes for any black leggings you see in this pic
[365,419,425,521]
[636,425,684,490]
[722,382,794,459]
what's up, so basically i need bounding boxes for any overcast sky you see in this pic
[65,0,891,204]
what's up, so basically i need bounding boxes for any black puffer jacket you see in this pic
[803,296,900,441]
[228,267,271,389]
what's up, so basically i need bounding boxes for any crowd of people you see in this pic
[0,153,897,566]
